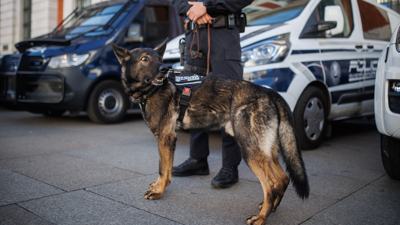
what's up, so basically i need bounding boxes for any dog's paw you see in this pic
[144,190,162,200]
[246,215,267,225]
[149,182,156,189]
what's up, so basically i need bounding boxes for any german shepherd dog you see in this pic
[111,39,309,225]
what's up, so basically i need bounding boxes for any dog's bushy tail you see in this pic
[278,103,310,199]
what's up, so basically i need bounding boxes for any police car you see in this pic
[375,23,400,180]
[164,0,400,149]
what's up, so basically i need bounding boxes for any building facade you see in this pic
[0,0,399,55]
[0,0,109,55]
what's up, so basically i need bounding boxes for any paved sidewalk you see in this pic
[1,107,400,225]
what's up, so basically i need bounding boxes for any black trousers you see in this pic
[185,26,243,167]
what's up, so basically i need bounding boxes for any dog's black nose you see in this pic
[159,65,168,73]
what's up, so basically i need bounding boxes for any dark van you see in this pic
[0,0,182,123]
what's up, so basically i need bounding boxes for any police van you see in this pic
[163,0,400,149]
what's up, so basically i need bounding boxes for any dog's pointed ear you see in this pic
[154,38,168,60]
[111,43,131,64]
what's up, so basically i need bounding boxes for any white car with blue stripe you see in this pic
[375,23,400,180]
[163,0,400,149]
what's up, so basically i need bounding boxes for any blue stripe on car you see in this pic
[246,68,295,92]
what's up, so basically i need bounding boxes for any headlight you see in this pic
[48,53,89,68]
[241,33,290,67]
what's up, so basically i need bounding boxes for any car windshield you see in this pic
[244,0,310,26]
[54,2,134,38]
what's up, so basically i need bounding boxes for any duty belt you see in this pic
[186,14,244,31]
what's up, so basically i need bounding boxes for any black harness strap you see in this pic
[178,86,192,123]
[134,79,167,115]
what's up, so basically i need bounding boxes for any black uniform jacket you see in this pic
[172,0,253,17]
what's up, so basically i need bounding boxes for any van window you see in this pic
[315,0,354,38]
[146,6,170,46]
[358,0,391,41]
[244,0,309,26]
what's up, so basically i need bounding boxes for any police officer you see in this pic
[171,0,253,188]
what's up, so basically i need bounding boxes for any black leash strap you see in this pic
[177,86,192,123]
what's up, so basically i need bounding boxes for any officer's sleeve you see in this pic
[172,0,191,17]
[203,0,253,14]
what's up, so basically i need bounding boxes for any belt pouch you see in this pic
[239,13,246,33]
[212,15,226,28]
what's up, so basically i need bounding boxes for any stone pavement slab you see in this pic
[18,190,179,225]
[88,174,336,225]
[0,167,63,206]
[0,153,140,191]
[313,184,400,225]
[0,204,53,225]
[66,142,196,175]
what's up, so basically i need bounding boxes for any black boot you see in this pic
[211,166,239,188]
[171,157,209,176]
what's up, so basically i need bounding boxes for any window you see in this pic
[23,0,32,39]
[316,0,354,38]
[358,0,391,41]
[145,6,169,46]
[77,0,92,9]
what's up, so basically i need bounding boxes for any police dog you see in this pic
[111,39,309,225]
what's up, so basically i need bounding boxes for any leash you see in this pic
[178,22,211,123]
[189,22,211,75]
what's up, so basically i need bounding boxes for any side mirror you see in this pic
[324,6,344,35]
[124,23,143,43]
[317,21,337,32]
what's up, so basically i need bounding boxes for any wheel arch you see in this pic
[83,74,124,111]
[295,81,331,116]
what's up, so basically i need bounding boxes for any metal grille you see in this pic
[0,55,20,72]
[27,56,45,71]
[389,94,400,113]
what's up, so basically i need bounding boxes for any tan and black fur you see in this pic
[111,39,309,225]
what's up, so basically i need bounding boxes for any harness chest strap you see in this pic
[177,86,192,123]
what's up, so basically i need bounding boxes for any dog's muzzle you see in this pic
[151,65,168,86]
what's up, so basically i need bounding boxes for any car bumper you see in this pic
[0,54,93,111]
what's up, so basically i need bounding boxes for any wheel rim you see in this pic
[303,97,325,141]
[97,88,123,117]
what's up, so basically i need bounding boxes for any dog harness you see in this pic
[167,70,207,123]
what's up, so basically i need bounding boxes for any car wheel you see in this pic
[381,134,400,180]
[87,80,129,124]
[293,86,328,150]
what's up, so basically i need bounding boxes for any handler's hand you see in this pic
[196,13,213,24]
[187,1,207,23]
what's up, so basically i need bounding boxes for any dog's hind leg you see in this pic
[271,154,290,212]
[258,147,290,212]
[245,154,281,225]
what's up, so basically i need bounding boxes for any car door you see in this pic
[357,0,393,114]
[312,0,366,119]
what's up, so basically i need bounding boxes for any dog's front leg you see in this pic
[144,133,176,200]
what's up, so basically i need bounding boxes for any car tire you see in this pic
[87,80,129,124]
[381,134,400,180]
[293,86,328,150]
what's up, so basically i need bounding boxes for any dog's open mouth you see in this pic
[151,76,165,86]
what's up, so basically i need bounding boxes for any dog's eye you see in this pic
[141,56,149,62]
